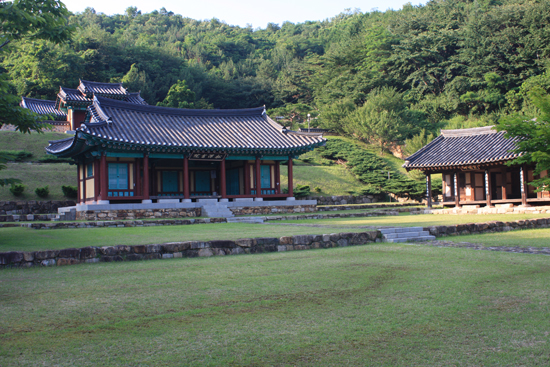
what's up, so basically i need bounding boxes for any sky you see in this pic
[61,0,427,29]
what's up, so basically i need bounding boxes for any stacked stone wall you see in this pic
[0,231,379,268]
[76,208,201,221]
[229,204,317,215]
[0,200,76,216]
[299,195,385,205]
[424,217,550,237]
[413,205,550,215]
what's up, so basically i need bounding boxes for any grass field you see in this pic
[0,131,68,161]
[281,165,367,196]
[1,244,549,366]
[449,227,550,248]
[2,213,550,252]
[0,163,75,201]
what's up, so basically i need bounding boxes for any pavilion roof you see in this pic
[20,97,67,120]
[403,126,520,170]
[46,97,325,156]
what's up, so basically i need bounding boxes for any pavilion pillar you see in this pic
[82,166,87,204]
[100,153,108,202]
[142,154,150,202]
[183,156,190,200]
[77,163,81,204]
[501,166,507,200]
[426,173,432,209]
[94,160,100,201]
[255,156,261,198]
[485,169,492,207]
[244,163,250,195]
[521,165,528,206]
[275,161,281,194]
[454,172,460,208]
[288,157,294,197]
[220,158,227,198]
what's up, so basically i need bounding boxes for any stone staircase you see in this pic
[200,203,234,218]
[226,217,264,224]
[379,227,435,243]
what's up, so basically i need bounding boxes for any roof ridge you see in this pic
[440,125,497,137]
[93,96,266,117]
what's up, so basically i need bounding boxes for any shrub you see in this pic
[9,183,25,196]
[314,186,322,193]
[294,184,310,198]
[35,186,49,198]
[62,185,78,198]
[282,187,289,194]
[38,156,72,163]
[0,150,33,161]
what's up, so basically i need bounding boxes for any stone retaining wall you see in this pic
[299,195,385,205]
[229,204,317,215]
[0,231,379,268]
[414,205,550,215]
[318,203,420,211]
[424,217,550,237]
[0,200,76,216]
[76,208,202,221]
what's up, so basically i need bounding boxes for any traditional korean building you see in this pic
[45,94,325,218]
[403,126,550,208]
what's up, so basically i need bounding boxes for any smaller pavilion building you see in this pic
[403,126,550,208]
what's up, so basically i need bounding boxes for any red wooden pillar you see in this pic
[77,163,81,204]
[143,154,150,200]
[288,157,294,197]
[94,160,100,201]
[255,156,261,198]
[244,163,250,195]
[82,164,87,204]
[220,158,227,198]
[183,156,190,199]
[426,174,432,208]
[485,169,492,207]
[454,172,460,208]
[275,161,280,194]
[100,153,108,201]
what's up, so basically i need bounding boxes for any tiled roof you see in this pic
[78,79,127,97]
[20,97,66,120]
[47,96,325,155]
[47,137,75,153]
[403,126,520,170]
[126,92,147,105]
[58,87,90,103]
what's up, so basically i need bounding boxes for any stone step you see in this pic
[226,217,264,224]
[384,235,436,243]
[379,227,424,234]
[382,231,430,239]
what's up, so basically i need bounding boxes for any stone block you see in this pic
[337,238,349,247]
[173,252,183,258]
[57,258,80,266]
[126,254,143,261]
[41,259,56,266]
[59,248,81,259]
[189,241,208,249]
[198,248,213,257]
[279,236,293,245]
[277,245,287,252]
[22,251,34,262]
[162,253,174,259]
[133,245,147,254]
[80,247,97,259]
[84,258,100,264]
[322,234,331,242]
[146,244,161,253]
[329,233,340,242]
[34,250,60,260]
[143,253,161,260]
[256,237,279,245]
[209,240,236,249]
[100,246,118,256]
[212,248,226,256]
[101,255,124,262]
[162,243,182,253]
[292,235,313,245]
[231,247,244,255]
[115,245,133,254]
[235,238,256,248]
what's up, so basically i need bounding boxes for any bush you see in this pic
[294,184,310,198]
[9,183,25,196]
[0,150,33,161]
[35,186,49,198]
[314,186,322,193]
[38,156,72,163]
[62,185,78,198]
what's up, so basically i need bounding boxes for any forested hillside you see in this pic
[3,0,550,152]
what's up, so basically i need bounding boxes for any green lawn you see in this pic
[451,227,550,248]
[280,165,365,196]
[1,244,549,366]
[0,222,372,252]
[0,163,75,201]
[0,131,68,161]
